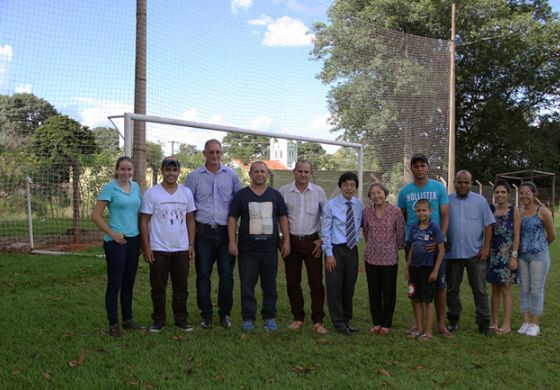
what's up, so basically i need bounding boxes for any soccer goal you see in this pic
[108,112,365,200]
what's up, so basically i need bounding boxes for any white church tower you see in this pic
[270,138,297,169]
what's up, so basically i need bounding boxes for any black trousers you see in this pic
[365,263,398,328]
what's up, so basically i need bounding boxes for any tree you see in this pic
[32,115,98,241]
[312,0,560,181]
[297,142,326,170]
[92,126,120,153]
[176,143,205,172]
[146,141,164,186]
[0,93,58,150]
[222,133,270,164]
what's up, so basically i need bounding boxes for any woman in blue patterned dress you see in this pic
[517,182,555,337]
[487,181,520,334]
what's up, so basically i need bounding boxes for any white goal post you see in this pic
[108,112,364,199]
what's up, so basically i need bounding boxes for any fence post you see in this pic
[26,177,34,249]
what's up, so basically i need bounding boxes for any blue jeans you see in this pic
[195,224,235,319]
[238,250,278,321]
[103,235,140,326]
[518,250,550,316]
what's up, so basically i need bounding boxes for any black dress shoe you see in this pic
[479,325,493,337]
[220,315,232,329]
[336,326,351,336]
[346,324,359,333]
[447,320,459,332]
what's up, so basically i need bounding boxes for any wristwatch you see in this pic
[511,250,518,258]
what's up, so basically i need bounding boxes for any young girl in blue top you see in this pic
[92,157,143,337]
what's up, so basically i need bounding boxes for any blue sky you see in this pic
[0,0,559,154]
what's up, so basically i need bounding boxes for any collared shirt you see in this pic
[278,181,327,236]
[445,191,495,259]
[185,163,242,226]
[322,194,363,257]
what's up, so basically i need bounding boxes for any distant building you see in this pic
[270,138,297,169]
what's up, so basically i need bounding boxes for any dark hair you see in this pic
[204,139,222,150]
[294,159,313,171]
[250,160,268,173]
[367,182,388,198]
[114,156,133,178]
[410,153,429,166]
[520,181,538,195]
[493,180,511,194]
[415,198,432,209]
[338,172,359,189]
[161,156,181,169]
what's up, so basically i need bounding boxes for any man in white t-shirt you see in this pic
[140,156,196,333]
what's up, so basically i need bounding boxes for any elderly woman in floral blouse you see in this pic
[362,182,406,335]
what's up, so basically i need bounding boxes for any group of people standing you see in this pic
[92,145,555,339]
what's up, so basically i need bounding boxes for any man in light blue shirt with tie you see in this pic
[185,139,243,329]
[322,172,363,335]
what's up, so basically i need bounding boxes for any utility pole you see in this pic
[169,140,180,156]
[447,1,456,193]
[133,0,147,192]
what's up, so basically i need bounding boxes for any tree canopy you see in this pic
[313,0,560,181]
[222,133,270,164]
[0,93,58,150]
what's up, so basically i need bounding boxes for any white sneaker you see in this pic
[525,324,540,337]
[517,322,531,334]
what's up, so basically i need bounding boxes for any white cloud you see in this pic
[248,15,273,26]
[74,97,133,128]
[15,84,32,93]
[306,113,332,132]
[262,16,315,47]
[249,115,273,130]
[181,107,199,121]
[0,44,13,76]
[209,113,224,125]
[231,0,252,13]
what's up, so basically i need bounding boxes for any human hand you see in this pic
[188,246,195,260]
[143,248,155,264]
[479,247,490,261]
[281,240,291,258]
[508,257,518,271]
[429,270,438,283]
[425,242,436,253]
[312,239,322,258]
[110,232,127,245]
[229,242,238,256]
[325,255,336,272]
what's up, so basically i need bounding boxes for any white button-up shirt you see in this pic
[279,181,327,236]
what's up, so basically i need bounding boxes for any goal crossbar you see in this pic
[108,112,364,199]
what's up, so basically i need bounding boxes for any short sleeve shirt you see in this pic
[229,186,288,254]
[140,184,196,252]
[97,180,142,241]
[408,221,444,267]
[398,179,449,237]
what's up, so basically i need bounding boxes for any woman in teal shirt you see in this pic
[92,157,143,337]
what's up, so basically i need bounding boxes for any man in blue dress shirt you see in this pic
[185,139,243,329]
[322,172,363,335]
[445,170,495,336]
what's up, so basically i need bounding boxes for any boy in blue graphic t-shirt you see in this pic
[404,199,445,340]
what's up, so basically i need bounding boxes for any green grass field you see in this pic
[1,234,558,389]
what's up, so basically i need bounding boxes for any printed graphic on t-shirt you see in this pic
[156,201,186,226]
[248,201,273,236]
